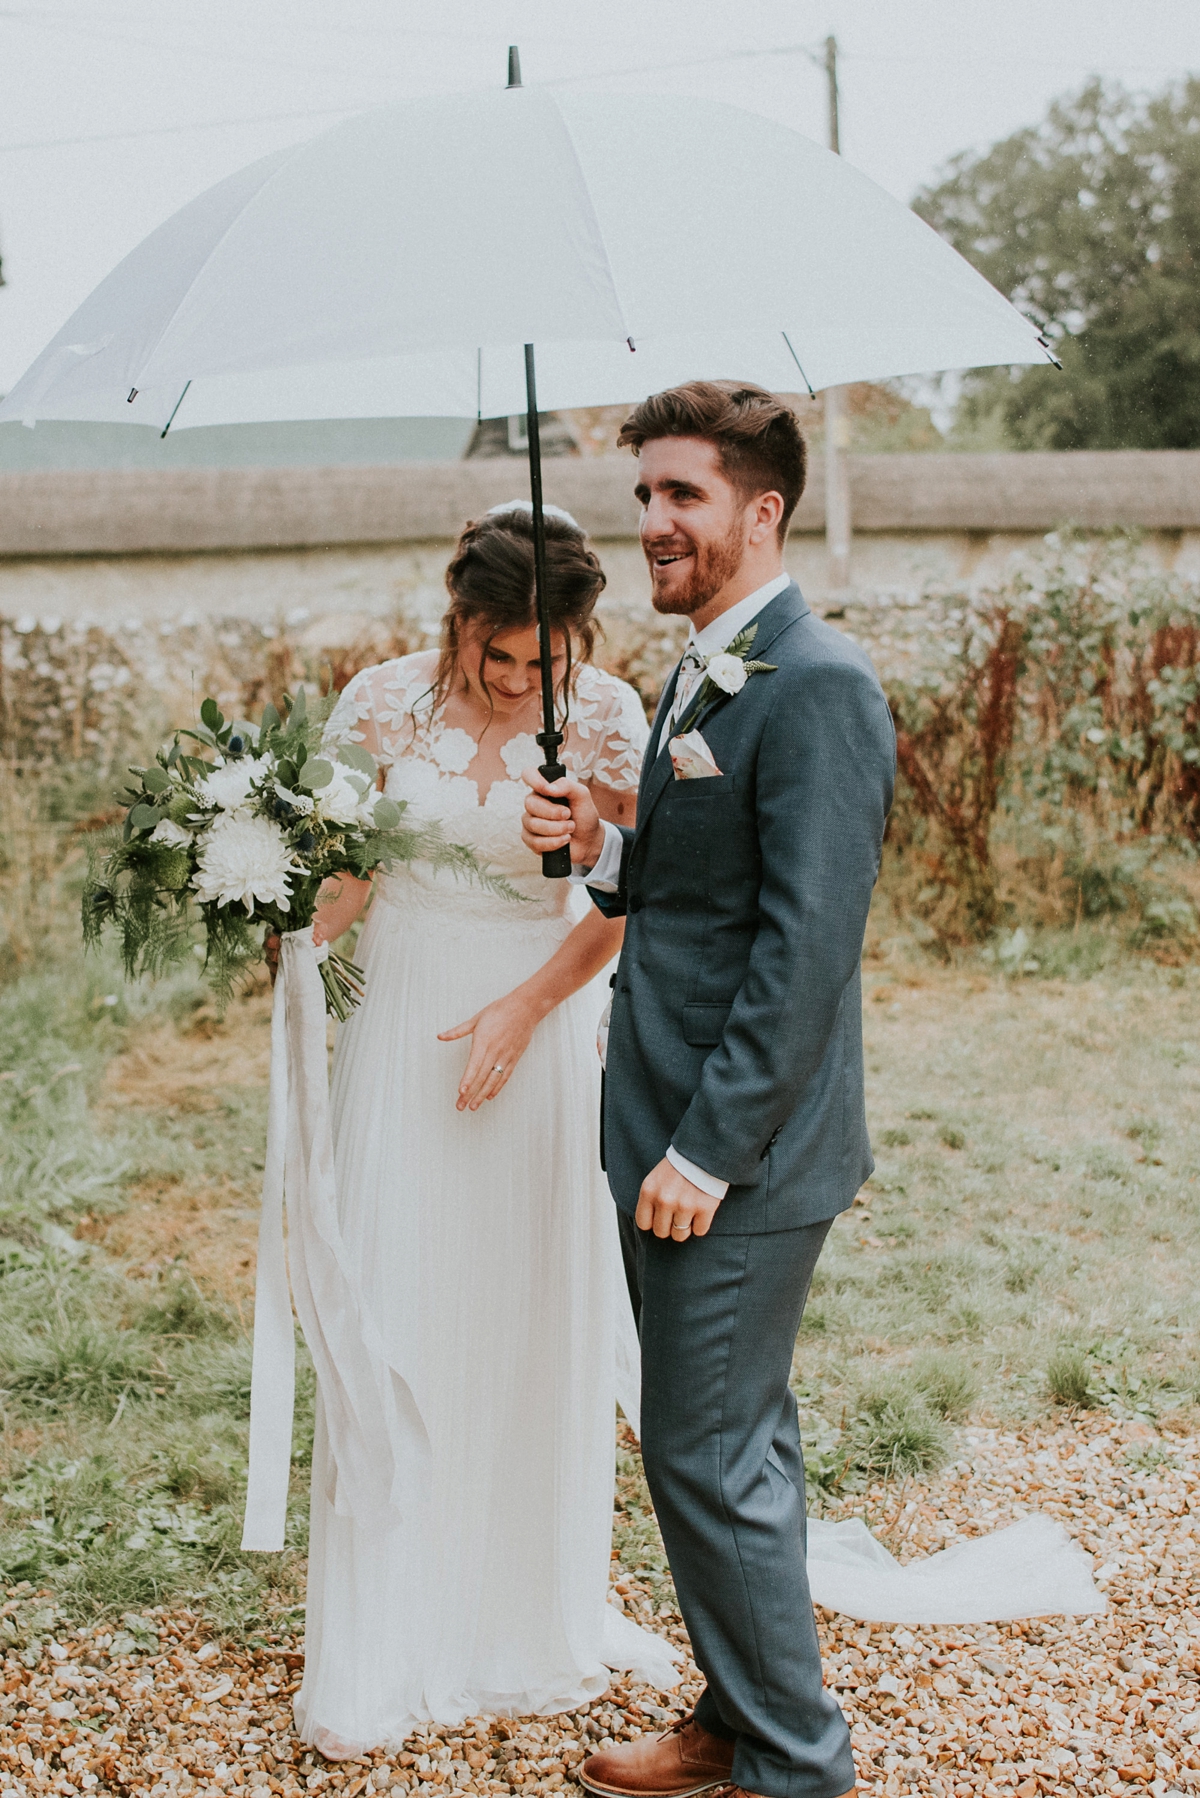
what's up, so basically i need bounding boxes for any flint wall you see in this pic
[0,452,1197,631]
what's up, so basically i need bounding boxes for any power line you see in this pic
[0,5,416,78]
[549,43,1193,85]
[0,38,1193,155]
[0,103,368,154]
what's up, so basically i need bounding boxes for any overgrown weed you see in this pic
[885,534,1200,952]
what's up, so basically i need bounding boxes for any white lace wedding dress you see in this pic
[296,654,669,1752]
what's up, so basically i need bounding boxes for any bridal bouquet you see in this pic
[83,688,499,1018]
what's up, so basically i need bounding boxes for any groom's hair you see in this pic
[616,381,807,542]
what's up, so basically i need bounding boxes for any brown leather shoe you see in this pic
[579,1716,735,1798]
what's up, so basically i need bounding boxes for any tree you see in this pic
[915,77,1200,450]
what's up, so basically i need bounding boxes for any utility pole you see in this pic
[822,34,852,593]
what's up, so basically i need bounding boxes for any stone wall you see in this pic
[1,452,1197,631]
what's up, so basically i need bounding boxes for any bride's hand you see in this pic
[438,991,541,1112]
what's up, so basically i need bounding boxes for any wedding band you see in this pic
[671,1224,691,1237]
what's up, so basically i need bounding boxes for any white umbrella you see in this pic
[2,73,1050,433]
[1,52,1054,858]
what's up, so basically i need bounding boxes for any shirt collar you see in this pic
[688,573,791,658]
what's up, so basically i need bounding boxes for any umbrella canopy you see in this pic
[2,71,1053,877]
[0,84,1050,433]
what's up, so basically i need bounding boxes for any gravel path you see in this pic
[3,1416,1196,1798]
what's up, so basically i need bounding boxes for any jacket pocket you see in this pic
[668,773,737,798]
[682,1001,733,1046]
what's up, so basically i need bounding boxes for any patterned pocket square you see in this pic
[669,730,723,780]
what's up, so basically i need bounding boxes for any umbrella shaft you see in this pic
[525,342,571,879]
[524,343,559,750]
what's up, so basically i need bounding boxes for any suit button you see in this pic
[628,894,644,913]
[621,985,631,994]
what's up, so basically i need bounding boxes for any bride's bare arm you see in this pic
[439,779,634,1113]
[263,872,373,980]
[312,871,373,946]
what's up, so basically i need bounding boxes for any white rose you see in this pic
[354,785,382,826]
[197,758,259,812]
[314,762,370,826]
[706,652,748,695]
[148,819,192,848]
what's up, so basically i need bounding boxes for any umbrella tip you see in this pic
[507,45,522,88]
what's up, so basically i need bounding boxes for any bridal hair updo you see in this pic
[429,502,606,723]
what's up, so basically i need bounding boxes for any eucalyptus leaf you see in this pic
[129,804,159,831]
[200,698,223,732]
[372,797,402,829]
[142,766,170,794]
[336,743,377,780]
[298,758,334,791]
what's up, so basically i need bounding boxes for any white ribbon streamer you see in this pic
[806,1513,1105,1625]
[242,930,430,1552]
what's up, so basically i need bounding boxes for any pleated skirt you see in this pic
[295,882,622,1747]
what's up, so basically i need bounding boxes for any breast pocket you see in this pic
[667,773,737,799]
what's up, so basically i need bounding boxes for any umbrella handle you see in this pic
[537,751,573,880]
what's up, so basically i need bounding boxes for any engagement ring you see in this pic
[493,1063,504,1073]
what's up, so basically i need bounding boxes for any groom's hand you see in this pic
[636,1158,722,1240]
[521,768,606,867]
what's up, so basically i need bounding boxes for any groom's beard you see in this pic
[645,517,746,617]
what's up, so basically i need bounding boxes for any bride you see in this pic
[295,500,658,1755]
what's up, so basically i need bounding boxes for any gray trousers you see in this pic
[618,1213,855,1798]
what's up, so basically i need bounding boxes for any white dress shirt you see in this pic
[573,572,791,1202]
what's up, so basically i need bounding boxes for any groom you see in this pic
[523,381,894,1798]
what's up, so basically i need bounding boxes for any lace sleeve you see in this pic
[324,658,431,767]
[324,667,391,764]
[573,669,650,793]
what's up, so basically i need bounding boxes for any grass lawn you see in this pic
[794,952,1200,1492]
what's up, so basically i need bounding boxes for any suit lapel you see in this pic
[637,662,683,819]
[643,662,680,775]
[632,584,810,843]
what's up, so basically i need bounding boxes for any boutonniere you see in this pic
[687,623,777,715]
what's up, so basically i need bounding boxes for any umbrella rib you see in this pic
[546,92,633,343]
[128,139,314,395]
[781,333,815,397]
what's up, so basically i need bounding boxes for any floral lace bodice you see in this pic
[325,654,649,921]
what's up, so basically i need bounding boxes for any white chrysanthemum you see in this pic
[191,813,304,914]
[149,818,192,848]
[705,652,747,695]
[314,762,370,826]
[197,757,261,812]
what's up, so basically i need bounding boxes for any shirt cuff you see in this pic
[567,818,624,894]
[665,1145,729,1201]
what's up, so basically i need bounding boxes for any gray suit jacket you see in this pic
[593,581,895,1234]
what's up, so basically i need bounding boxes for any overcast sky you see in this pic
[1,0,1198,393]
